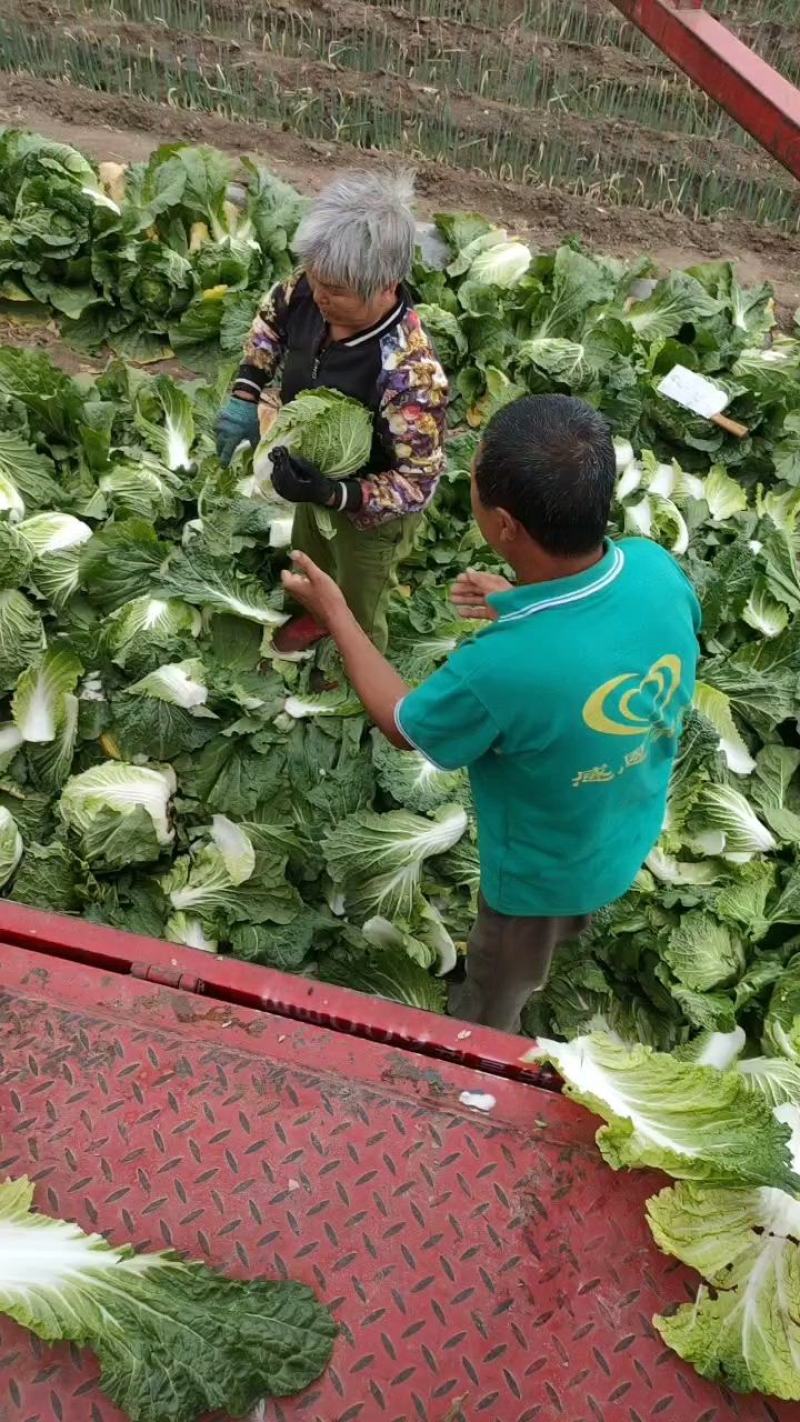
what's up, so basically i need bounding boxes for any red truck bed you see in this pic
[0,902,797,1422]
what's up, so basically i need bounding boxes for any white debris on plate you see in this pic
[458,1091,496,1112]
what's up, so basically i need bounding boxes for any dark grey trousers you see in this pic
[449,894,592,1035]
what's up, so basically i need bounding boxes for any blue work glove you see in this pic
[271,446,363,512]
[215,396,261,467]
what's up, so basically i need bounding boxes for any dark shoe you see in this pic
[273,614,328,656]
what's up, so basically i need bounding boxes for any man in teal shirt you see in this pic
[283,394,701,1032]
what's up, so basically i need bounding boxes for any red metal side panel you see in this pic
[611,0,800,178]
[1,941,798,1422]
[0,899,552,1084]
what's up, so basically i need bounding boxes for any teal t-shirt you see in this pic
[396,538,701,917]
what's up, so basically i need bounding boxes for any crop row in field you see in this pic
[0,2,797,230]
[2,0,799,230]
[76,0,794,80]
[59,0,762,141]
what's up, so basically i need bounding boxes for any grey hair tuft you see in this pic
[293,169,417,301]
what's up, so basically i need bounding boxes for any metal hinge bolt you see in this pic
[130,962,205,994]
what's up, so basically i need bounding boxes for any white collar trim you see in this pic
[498,546,625,625]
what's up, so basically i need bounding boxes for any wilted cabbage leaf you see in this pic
[0,1175,335,1422]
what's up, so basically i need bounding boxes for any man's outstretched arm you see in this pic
[281,552,411,748]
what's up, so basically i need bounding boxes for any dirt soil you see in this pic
[5,0,673,83]
[3,1,791,199]
[27,20,788,185]
[0,72,797,323]
[0,310,196,379]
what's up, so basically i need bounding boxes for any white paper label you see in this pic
[658,364,727,418]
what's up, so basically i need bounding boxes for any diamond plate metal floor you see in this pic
[0,936,798,1422]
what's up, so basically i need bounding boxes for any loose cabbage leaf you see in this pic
[526,1034,800,1190]
[372,734,469,814]
[649,1168,800,1400]
[80,520,169,613]
[0,1175,335,1422]
[60,761,175,851]
[161,815,299,928]
[319,943,448,1013]
[12,648,82,744]
[324,804,468,920]
[134,375,196,471]
[159,548,287,625]
[763,953,800,1063]
[0,589,45,690]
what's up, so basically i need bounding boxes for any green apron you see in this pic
[291,505,419,653]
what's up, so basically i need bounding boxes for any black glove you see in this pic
[271,447,363,512]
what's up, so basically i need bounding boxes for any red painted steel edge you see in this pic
[610,0,800,178]
[0,899,555,1085]
[4,939,800,1422]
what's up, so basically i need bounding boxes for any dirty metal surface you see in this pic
[0,939,797,1422]
[0,898,555,1086]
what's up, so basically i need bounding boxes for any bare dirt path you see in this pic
[0,74,797,318]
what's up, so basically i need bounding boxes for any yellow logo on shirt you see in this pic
[582,655,683,738]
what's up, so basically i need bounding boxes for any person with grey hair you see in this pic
[216,169,449,654]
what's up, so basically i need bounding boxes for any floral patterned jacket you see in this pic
[233,271,449,529]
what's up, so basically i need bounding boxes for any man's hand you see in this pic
[272,448,335,507]
[281,550,348,630]
[215,396,261,467]
[283,552,410,748]
[452,569,513,623]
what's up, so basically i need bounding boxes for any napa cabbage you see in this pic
[252,387,373,538]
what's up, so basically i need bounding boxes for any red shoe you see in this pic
[273,614,328,656]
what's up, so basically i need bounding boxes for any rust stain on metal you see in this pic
[380,1053,448,1096]
[170,997,269,1035]
[20,966,49,987]
[440,1395,470,1422]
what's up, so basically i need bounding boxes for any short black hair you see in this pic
[474,394,616,556]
